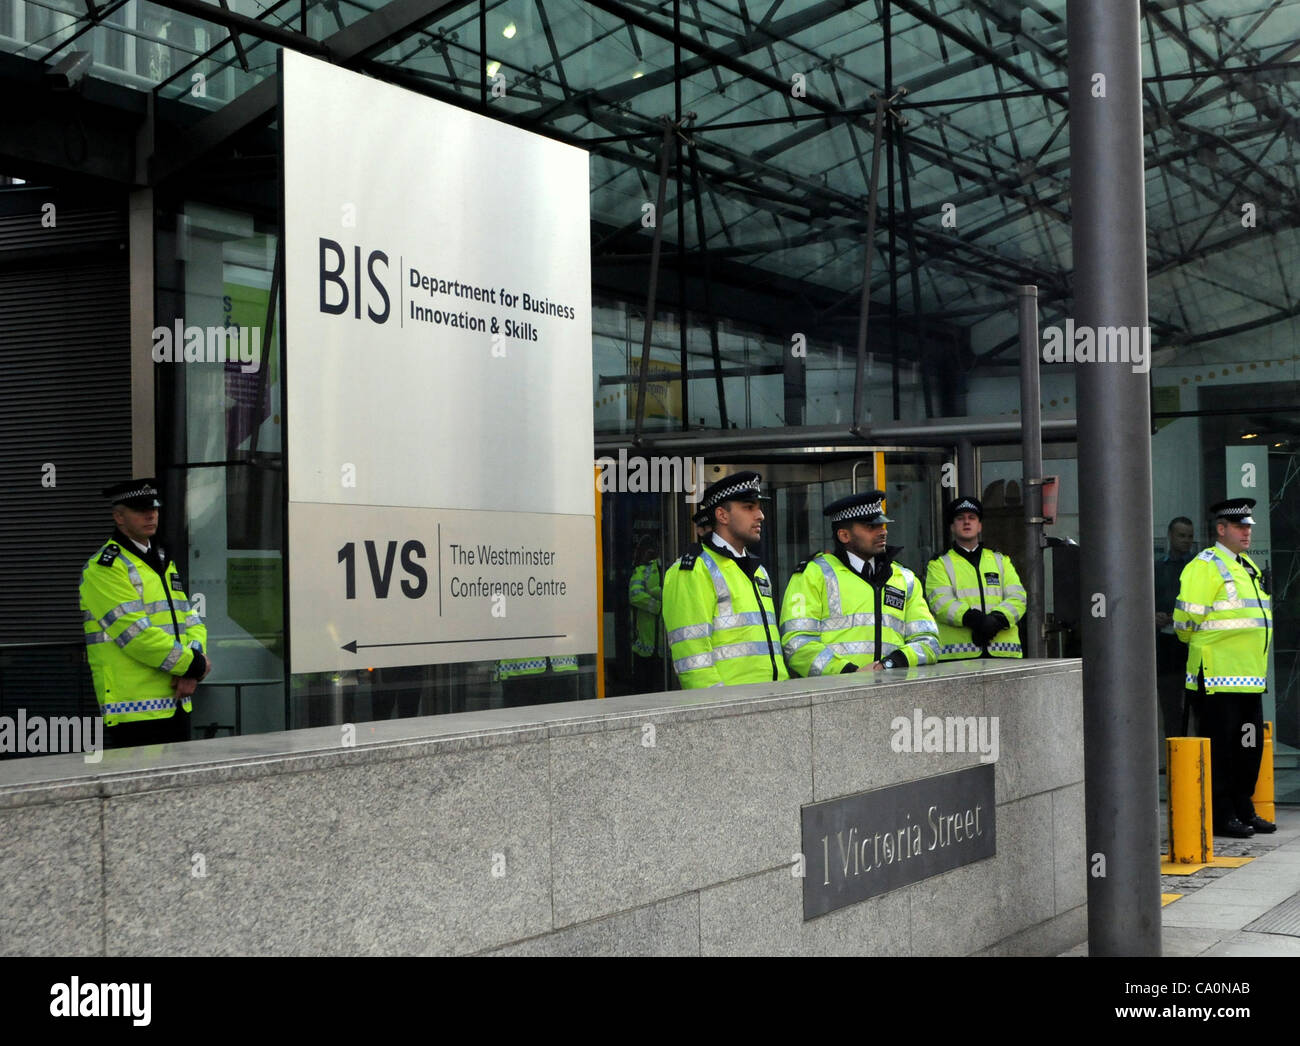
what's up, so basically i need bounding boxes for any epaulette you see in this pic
[97,543,121,567]
[679,551,697,571]
[794,557,816,573]
[1197,549,1217,562]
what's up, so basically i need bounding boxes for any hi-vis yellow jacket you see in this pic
[79,537,207,726]
[924,546,1026,660]
[662,542,788,688]
[1174,547,1272,694]
[779,551,938,676]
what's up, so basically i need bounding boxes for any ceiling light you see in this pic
[502,22,516,39]
[1241,433,1258,439]
[486,60,501,78]
[632,70,644,79]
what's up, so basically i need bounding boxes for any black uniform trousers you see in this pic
[104,709,192,750]
[1189,679,1264,827]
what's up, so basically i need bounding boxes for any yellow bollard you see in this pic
[1251,721,1275,823]
[1167,737,1213,864]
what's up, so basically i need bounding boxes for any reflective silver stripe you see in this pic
[144,599,175,613]
[1196,618,1266,631]
[84,632,112,645]
[1206,551,1237,600]
[951,587,982,599]
[113,618,149,647]
[699,552,731,610]
[713,611,767,631]
[827,641,874,656]
[1172,620,1195,633]
[904,619,938,636]
[190,640,203,652]
[1176,598,1209,615]
[667,623,711,645]
[159,643,185,671]
[783,634,817,657]
[81,609,96,622]
[816,557,842,615]
[1212,597,1267,611]
[124,560,144,598]
[100,599,145,627]
[185,614,203,629]
[157,622,180,635]
[781,618,822,634]
[712,641,775,661]
[171,599,190,613]
[911,635,940,661]
[820,613,877,632]
[674,651,716,673]
[809,646,836,675]
[1003,586,1026,599]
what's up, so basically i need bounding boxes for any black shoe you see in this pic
[1215,818,1255,838]
[1247,816,1277,834]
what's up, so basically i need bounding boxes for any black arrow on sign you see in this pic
[342,634,566,653]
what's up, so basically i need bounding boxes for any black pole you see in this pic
[1018,285,1046,660]
[633,118,676,444]
[850,94,887,436]
[1067,0,1161,956]
[687,139,729,430]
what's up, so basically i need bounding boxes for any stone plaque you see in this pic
[802,763,996,919]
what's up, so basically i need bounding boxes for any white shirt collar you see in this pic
[847,550,873,573]
[1214,541,1241,562]
[710,534,746,559]
[129,538,151,554]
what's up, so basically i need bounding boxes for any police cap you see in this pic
[103,478,162,510]
[697,471,766,514]
[1210,497,1256,526]
[945,495,983,526]
[825,490,891,526]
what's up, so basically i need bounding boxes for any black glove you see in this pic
[880,651,907,669]
[962,608,985,634]
[979,612,1009,644]
[840,662,859,674]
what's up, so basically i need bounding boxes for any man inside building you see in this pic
[925,495,1027,661]
[1155,515,1197,738]
[662,471,788,689]
[79,479,210,748]
[780,491,938,675]
[1174,497,1275,838]
[628,535,664,693]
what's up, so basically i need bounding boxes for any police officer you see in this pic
[79,479,210,748]
[662,471,788,688]
[1175,497,1275,837]
[925,496,1027,661]
[780,491,938,675]
[628,536,664,693]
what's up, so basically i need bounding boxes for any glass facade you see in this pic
[0,1,1296,796]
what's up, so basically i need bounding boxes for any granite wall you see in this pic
[0,659,1084,956]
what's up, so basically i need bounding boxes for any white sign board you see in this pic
[281,50,595,674]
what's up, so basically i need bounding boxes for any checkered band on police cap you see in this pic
[824,490,890,525]
[699,471,764,510]
[1210,498,1256,525]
